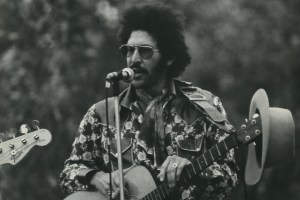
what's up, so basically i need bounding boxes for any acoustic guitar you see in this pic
[65,114,262,200]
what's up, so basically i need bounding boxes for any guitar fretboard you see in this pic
[141,134,238,200]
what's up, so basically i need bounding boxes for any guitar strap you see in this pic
[179,84,234,132]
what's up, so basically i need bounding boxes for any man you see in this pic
[60,3,238,200]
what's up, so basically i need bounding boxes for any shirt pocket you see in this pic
[175,135,206,161]
[103,138,133,168]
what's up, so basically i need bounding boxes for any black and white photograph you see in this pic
[0,0,299,200]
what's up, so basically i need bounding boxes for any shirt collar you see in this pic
[119,79,177,110]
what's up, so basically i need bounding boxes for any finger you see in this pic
[168,157,189,187]
[98,182,110,197]
[158,156,171,181]
[112,170,122,187]
[113,175,120,189]
[167,166,176,188]
[106,180,118,199]
[176,160,186,181]
[101,175,114,197]
[186,158,191,165]
[112,188,120,200]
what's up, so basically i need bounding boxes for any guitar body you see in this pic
[64,166,157,200]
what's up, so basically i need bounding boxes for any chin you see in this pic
[131,80,148,89]
[131,82,144,89]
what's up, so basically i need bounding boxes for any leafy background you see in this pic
[0,0,299,199]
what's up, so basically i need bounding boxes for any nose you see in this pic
[131,48,142,63]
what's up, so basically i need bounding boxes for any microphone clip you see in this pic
[106,68,134,83]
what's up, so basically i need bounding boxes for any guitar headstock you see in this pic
[236,114,263,145]
[0,120,52,166]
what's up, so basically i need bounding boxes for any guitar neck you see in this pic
[178,133,238,186]
[141,134,238,200]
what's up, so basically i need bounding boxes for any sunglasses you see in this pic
[119,44,159,59]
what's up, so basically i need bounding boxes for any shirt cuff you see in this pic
[76,169,100,187]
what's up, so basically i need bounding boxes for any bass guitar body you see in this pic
[64,166,157,200]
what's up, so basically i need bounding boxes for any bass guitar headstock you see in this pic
[0,120,52,166]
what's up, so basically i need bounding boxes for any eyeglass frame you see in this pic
[119,44,159,59]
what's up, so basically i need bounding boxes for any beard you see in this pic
[130,58,169,90]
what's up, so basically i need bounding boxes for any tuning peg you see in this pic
[31,120,40,130]
[250,114,260,125]
[0,132,4,142]
[0,132,3,153]
[8,128,17,138]
[19,124,31,134]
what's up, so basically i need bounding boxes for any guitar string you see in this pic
[0,140,36,162]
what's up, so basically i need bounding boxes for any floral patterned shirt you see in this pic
[59,80,239,200]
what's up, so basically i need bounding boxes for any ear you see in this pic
[167,58,175,66]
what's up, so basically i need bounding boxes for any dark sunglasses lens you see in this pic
[120,46,128,56]
[120,45,135,57]
[126,46,135,57]
[139,47,154,59]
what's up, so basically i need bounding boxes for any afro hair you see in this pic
[117,3,191,78]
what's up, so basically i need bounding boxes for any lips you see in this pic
[132,69,143,79]
[130,65,147,77]
[132,68,143,74]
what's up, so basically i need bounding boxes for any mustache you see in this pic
[128,63,148,74]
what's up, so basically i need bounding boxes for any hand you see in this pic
[90,171,122,199]
[157,155,191,188]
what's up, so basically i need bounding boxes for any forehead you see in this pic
[127,30,157,47]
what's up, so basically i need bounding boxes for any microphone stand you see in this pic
[106,79,125,200]
[105,81,113,200]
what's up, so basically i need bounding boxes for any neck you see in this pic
[146,81,165,98]
[139,76,171,98]
[135,77,171,114]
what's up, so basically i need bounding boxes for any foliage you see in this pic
[0,0,299,199]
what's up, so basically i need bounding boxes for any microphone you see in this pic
[106,68,134,82]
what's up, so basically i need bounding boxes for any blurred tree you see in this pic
[0,0,122,199]
[0,0,299,200]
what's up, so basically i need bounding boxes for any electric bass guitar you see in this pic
[0,122,52,166]
[65,114,262,200]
